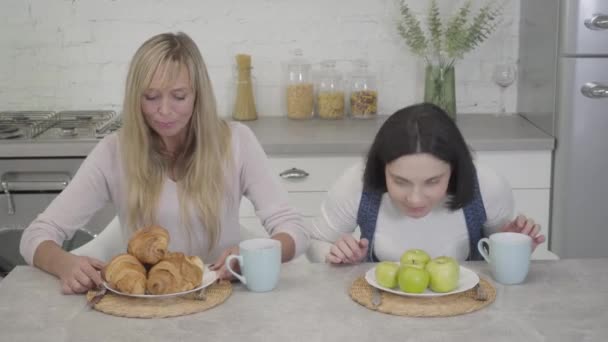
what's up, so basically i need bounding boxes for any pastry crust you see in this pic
[127,225,170,264]
[102,253,147,295]
[146,252,205,295]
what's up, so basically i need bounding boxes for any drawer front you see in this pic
[476,151,552,189]
[268,151,551,191]
[240,192,325,218]
[268,156,362,192]
[0,158,83,175]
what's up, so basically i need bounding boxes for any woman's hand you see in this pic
[57,255,105,294]
[209,245,240,280]
[500,214,546,251]
[325,235,369,264]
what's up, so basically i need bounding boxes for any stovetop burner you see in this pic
[0,125,19,134]
[0,110,120,141]
[60,127,78,137]
[0,132,24,140]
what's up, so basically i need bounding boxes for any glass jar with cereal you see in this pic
[285,49,314,120]
[349,59,378,119]
[317,60,345,120]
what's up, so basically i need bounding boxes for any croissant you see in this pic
[102,254,147,295]
[127,225,170,264]
[146,252,204,295]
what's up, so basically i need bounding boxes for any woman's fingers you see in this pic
[337,239,356,262]
[216,265,236,280]
[534,234,546,244]
[529,224,541,238]
[210,247,238,271]
[329,244,347,262]
[515,215,526,228]
[325,253,343,264]
[77,257,104,288]
[74,270,93,289]
[81,263,103,287]
[61,281,74,295]
[70,278,88,294]
[343,236,365,261]
[210,250,230,271]
[87,257,106,271]
[520,218,536,235]
[328,236,368,264]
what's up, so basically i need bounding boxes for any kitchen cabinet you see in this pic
[239,149,557,262]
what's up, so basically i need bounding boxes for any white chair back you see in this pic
[71,216,126,262]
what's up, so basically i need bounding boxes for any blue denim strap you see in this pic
[357,190,382,262]
[356,171,487,262]
[462,172,487,261]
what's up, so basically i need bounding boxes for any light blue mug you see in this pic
[477,232,532,285]
[225,238,281,292]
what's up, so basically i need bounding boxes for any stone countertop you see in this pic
[0,114,554,158]
[0,260,606,342]
[244,114,555,155]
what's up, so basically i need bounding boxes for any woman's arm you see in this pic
[477,164,545,250]
[235,124,309,261]
[477,164,516,237]
[308,162,371,264]
[309,163,363,242]
[19,136,117,293]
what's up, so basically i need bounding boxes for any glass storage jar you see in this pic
[232,54,258,121]
[285,49,314,120]
[349,59,378,119]
[316,60,345,120]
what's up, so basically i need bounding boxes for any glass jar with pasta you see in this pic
[285,49,314,120]
[317,60,345,120]
[349,59,378,119]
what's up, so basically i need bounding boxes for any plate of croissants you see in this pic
[101,225,218,298]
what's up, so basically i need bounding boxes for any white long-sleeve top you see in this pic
[309,161,514,261]
[20,122,309,265]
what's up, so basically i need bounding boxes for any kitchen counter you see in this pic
[0,260,606,342]
[0,114,554,158]
[245,114,554,155]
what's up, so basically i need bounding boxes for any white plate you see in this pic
[365,263,479,297]
[103,267,218,299]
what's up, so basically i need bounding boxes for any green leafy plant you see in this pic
[397,0,503,119]
[397,0,503,68]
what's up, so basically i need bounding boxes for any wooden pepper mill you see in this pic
[232,54,258,121]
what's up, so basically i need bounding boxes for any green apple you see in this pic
[400,259,426,270]
[397,265,430,293]
[400,249,431,267]
[375,262,399,288]
[425,256,460,293]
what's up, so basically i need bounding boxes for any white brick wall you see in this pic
[0,0,520,117]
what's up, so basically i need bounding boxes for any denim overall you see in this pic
[357,173,486,262]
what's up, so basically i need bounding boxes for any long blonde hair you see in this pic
[120,32,232,253]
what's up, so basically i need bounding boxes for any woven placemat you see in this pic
[349,277,496,317]
[86,280,232,318]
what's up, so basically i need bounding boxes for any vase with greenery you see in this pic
[397,0,502,120]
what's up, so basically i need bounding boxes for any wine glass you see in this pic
[492,63,517,114]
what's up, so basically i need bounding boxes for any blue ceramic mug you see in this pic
[477,232,532,285]
[225,238,281,292]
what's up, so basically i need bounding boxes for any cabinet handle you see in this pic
[0,171,71,215]
[585,14,608,30]
[1,182,14,215]
[581,82,608,99]
[279,168,309,180]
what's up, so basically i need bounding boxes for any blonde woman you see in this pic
[20,32,309,294]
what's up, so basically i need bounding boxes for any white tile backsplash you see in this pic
[0,0,520,116]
